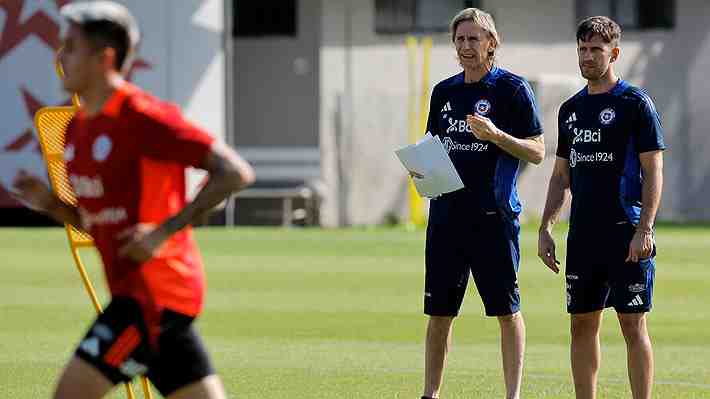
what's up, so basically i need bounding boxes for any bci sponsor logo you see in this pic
[572,127,602,144]
[446,118,472,134]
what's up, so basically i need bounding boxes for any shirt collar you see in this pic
[456,65,498,87]
[77,82,136,120]
[582,78,627,97]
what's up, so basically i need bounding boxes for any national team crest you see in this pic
[599,108,616,125]
[474,99,491,116]
[92,135,112,162]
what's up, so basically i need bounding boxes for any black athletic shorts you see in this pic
[424,211,521,317]
[74,297,215,396]
[566,223,656,314]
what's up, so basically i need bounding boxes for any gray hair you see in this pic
[450,8,500,63]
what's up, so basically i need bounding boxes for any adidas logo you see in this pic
[80,337,100,357]
[565,112,578,124]
[441,101,452,113]
[627,295,644,307]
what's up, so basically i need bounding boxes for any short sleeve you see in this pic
[635,96,666,153]
[132,101,215,168]
[426,85,442,136]
[510,81,544,138]
[556,105,570,159]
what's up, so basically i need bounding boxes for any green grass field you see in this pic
[1,225,708,398]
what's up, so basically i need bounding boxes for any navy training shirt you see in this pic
[556,79,666,230]
[426,66,543,224]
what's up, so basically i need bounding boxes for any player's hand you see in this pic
[466,114,503,142]
[626,230,654,263]
[12,170,54,212]
[117,223,167,264]
[538,228,560,273]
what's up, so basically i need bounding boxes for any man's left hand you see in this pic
[626,230,654,263]
[466,114,503,142]
[117,223,167,264]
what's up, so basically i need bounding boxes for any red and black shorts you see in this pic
[74,297,214,396]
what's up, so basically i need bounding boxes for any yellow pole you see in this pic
[406,36,433,228]
[419,37,432,146]
[405,36,424,229]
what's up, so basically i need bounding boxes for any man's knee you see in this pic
[570,312,602,339]
[497,311,523,326]
[427,316,454,336]
[618,314,649,345]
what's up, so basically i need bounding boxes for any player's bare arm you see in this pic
[12,170,83,228]
[537,157,571,273]
[626,150,663,263]
[118,142,255,263]
[465,113,545,164]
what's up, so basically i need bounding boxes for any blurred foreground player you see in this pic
[14,2,254,398]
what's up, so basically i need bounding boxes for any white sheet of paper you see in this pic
[395,132,464,198]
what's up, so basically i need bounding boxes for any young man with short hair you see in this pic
[538,16,665,399]
[13,2,255,398]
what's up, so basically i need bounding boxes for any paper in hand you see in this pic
[395,132,464,198]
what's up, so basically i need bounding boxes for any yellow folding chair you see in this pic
[33,59,153,399]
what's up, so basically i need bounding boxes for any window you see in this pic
[233,0,297,37]
[576,0,674,30]
[375,0,483,34]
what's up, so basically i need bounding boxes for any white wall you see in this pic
[0,0,225,205]
[113,0,225,141]
[0,1,70,206]
[118,0,225,197]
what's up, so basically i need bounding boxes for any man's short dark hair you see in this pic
[79,20,130,71]
[576,16,621,46]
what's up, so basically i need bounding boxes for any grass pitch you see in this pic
[1,225,708,398]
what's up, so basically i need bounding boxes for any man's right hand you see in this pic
[12,170,55,212]
[538,228,560,273]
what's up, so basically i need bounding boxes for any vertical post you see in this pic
[406,36,425,228]
[224,0,236,227]
[419,36,432,144]
[406,36,432,228]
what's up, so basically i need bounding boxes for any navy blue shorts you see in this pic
[74,297,215,396]
[565,223,656,314]
[424,212,521,317]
